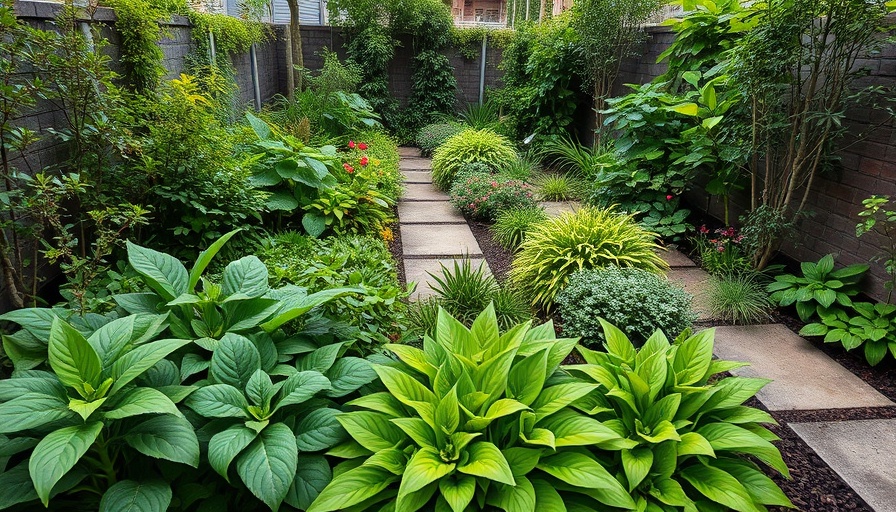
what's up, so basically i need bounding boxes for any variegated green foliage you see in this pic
[308,305,637,512]
[568,321,794,512]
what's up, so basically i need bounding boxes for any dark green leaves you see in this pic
[99,480,172,512]
[30,422,102,506]
[127,241,188,302]
[236,424,299,510]
[48,318,101,392]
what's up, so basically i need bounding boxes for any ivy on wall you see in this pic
[451,26,514,60]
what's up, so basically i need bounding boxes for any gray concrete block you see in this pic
[403,183,448,201]
[401,170,432,184]
[398,147,421,158]
[539,201,579,217]
[666,267,714,321]
[400,158,432,171]
[712,324,893,411]
[790,420,896,512]
[404,258,491,300]
[660,248,697,268]
[401,224,482,257]
[398,201,465,224]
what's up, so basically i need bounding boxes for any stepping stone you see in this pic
[404,258,491,299]
[711,324,894,411]
[540,201,580,217]
[398,201,466,224]
[403,183,448,201]
[401,170,432,183]
[398,147,421,158]
[399,158,432,171]
[666,267,715,321]
[401,224,482,257]
[790,419,896,511]
[660,248,697,268]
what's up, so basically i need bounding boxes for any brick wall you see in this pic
[620,26,896,302]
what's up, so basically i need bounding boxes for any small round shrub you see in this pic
[455,161,493,177]
[416,121,465,156]
[557,267,696,347]
[509,207,668,312]
[449,173,538,221]
[707,272,772,325]
[431,128,517,190]
[491,206,549,251]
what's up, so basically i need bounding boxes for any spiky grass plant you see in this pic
[537,134,614,177]
[537,173,582,201]
[500,154,540,181]
[459,99,500,130]
[428,258,498,323]
[491,206,549,251]
[431,128,517,190]
[509,207,668,312]
[707,272,773,325]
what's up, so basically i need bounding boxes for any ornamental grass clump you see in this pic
[557,266,696,347]
[568,322,794,511]
[431,128,517,190]
[491,206,550,251]
[509,207,668,312]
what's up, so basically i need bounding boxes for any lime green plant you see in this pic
[570,322,794,511]
[491,206,549,251]
[431,128,517,190]
[308,305,637,511]
[509,207,668,311]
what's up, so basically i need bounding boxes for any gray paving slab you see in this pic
[660,248,697,268]
[401,170,433,183]
[404,258,491,300]
[399,158,432,171]
[401,224,482,257]
[790,420,896,512]
[666,267,715,321]
[712,324,894,411]
[398,147,421,158]
[403,183,449,201]
[398,201,466,224]
[539,201,580,217]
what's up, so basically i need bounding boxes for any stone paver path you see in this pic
[397,148,491,299]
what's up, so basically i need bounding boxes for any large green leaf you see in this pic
[48,318,101,391]
[673,329,715,385]
[337,411,407,452]
[680,464,762,512]
[398,446,456,503]
[488,475,536,512]
[126,241,188,301]
[326,357,377,397]
[0,392,74,434]
[30,422,102,506]
[538,409,626,448]
[223,299,281,332]
[99,480,172,512]
[698,423,789,477]
[507,348,548,406]
[297,344,342,373]
[537,452,634,509]
[208,424,258,481]
[210,333,261,388]
[104,387,182,420]
[190,229,241,290]
[600,320,636,364]
[531,478,566,511]
[186,384,250,418]
[236,423,299,510]
[711,459,794,508]
[295,407,347,452]
[306,465,398,512]
[261,287,361,332]
[222,256,270,298]
[456,442,515,486]
[0,307,66,342]
[276,370,331,410]
[531,383,598,421]
[621,447,653,491]
[109,339,192,395]
[371,364,436,421]
[285,455,332,510]
[124,415,200,467]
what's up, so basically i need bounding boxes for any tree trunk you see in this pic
[285,0,303,98]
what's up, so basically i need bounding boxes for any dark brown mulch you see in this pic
[466,219,513,284]
[388,213,406,289]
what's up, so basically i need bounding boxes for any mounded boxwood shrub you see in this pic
[415,121,465,156]
[449,172,538,221]
[509,206,668,311]
[556,266,696,347]
[431,128,517,190]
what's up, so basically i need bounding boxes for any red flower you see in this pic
[699,225,710,234]
[360,156,369,166]
[358,142,368,150]
[343,163,354,173]
[666,194,673,201]
[348,140,356,149]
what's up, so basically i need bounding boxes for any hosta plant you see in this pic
[800,302,896,366]
[308,305,637,511]
[767,254,868,322]
[509,207,668,312]
[0,314,194,509]
[568,321,794,511]
[431,128,517,190]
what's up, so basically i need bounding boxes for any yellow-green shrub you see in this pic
[430,128,517,190]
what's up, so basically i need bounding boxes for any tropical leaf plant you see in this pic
[308,305,637,511]
[0,314,195,510]
[567,320,794,512]
[767,254,868,322]
[800,302,896,366]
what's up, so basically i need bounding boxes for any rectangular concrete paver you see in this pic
[399,158,432,171]
[539,201,580,217]
[398,147,421,158]
[712,324,894,411]
[404,258,491,299]
[399,201,466,224]
[790,420,896,512]
[667,267,715,321]
[661,248,697,268]
[401,170,432,183]
[401,224,482,257]
[404,183,448,201]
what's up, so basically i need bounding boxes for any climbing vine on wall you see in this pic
[101,0,170,92]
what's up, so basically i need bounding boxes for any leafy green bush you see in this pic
[570,322,794,511]
[415,121,465,156]
[767,254,867,322]
[707,272,772,325]
[501,153,540,181]
[800,302,896,366]
[510,207,668,311]
[431,128,517,190]
[537,173,581,201]
[449,172,538,221]
[491,206,549,251]
[557,267,696,347]
[308,305,637,511]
